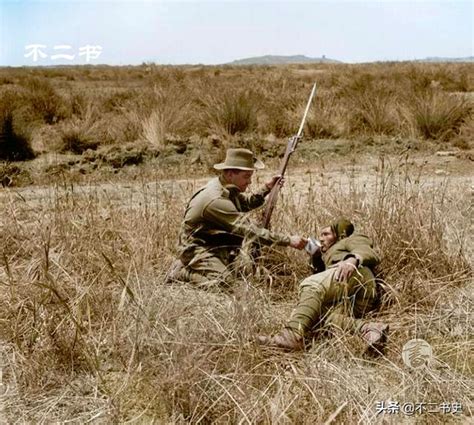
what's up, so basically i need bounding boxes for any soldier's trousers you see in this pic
[176,246,240,290]
[286,266,377,337]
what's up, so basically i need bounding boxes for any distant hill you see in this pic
[416,56,474,63]
[228,55,342,65]
[227,55,473,66]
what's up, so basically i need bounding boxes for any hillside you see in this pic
[418,56,474,63]
[228,54,341,65]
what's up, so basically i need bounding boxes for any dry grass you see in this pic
[200,89,258,137]
[1,62,473,164]
[410,91,472,141]
[0,62,472,422]
[141,86,193,148]
[0,155,471,423]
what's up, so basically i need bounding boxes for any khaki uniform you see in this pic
[176,176,291,289]
[287,233,380,336]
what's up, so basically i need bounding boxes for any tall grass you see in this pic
[0,159,471,422]
[141,86,192,147]
[56,105,102,154]
[200,89,258,136]
[21,76,68,124]
[410,91,472,141]
[1,63,472,156]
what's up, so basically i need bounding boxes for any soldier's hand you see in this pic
[289,236,307,250]
[265,175,285,191]
[334,258,358,282]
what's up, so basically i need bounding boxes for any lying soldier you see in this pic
[257,218,389,351]
[166,148,307,290]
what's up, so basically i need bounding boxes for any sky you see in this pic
[0,0,472,66]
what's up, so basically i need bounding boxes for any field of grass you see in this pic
[0,63,472,423]
[0,62,473,183]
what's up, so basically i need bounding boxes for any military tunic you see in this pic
[287,233,380,336]
[176,176,291,288]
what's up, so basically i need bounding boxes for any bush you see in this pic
[21,77,68,124]
[337,73,400,136]
[347,90,400,135]
[141,86,192,147]
[58,124,98,154]
[305,92,346,139]
[410,91,472,141]
[201,90,258,136]
[0,110,35,161]
[56,116,101,154]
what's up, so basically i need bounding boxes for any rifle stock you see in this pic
[262,83,317,229]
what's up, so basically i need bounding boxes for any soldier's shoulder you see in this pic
[201,178,230,200]
[189,178,232,214]
[192,178,227,200]
[346,232,374,245]
[348,232,369,238]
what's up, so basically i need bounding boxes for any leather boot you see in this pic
[256,328,304,351]
[360,322,389,349]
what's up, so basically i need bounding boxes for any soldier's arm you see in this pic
[237,185,271,212]
[343,234,380,268]
[202,198,290,246]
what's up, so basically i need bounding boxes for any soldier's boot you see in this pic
[256,328,304,351]
[164,259,184,284]
[359,322,389,350]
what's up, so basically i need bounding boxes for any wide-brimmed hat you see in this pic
[213,148,265,171]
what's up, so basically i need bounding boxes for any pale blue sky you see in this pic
[0,0,472,66]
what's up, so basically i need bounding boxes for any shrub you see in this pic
[339,73,400,136]
[56,114,102,154]
[67,90,89,118]
[348,90,400,135]
[21,77,68,124]
[201,90,258,136]
[101,89,138,113]
[410,91,472,141]
[141,86,192,147]
[0,110,35,161]
[305,92,346,139]
[58,123,98,154]
[258,104,293,137]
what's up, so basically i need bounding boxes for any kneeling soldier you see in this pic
[257,218,389,351]
[167,148,307,289]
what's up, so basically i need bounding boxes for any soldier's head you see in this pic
[214,148,264,192]
[222,169,254,192]
[319,218,354,252]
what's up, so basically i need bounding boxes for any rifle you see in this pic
[262,83,317,228]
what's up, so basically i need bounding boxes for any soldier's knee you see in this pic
[324,311,353,332]
[300,275,324,290]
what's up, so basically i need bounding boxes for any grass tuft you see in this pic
[202,90,258,136]
[410,91,472,141]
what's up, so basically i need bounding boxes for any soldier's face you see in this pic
[229,170,254,192]
[319,226,337,252]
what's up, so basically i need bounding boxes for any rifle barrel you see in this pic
[262,82,317,229]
